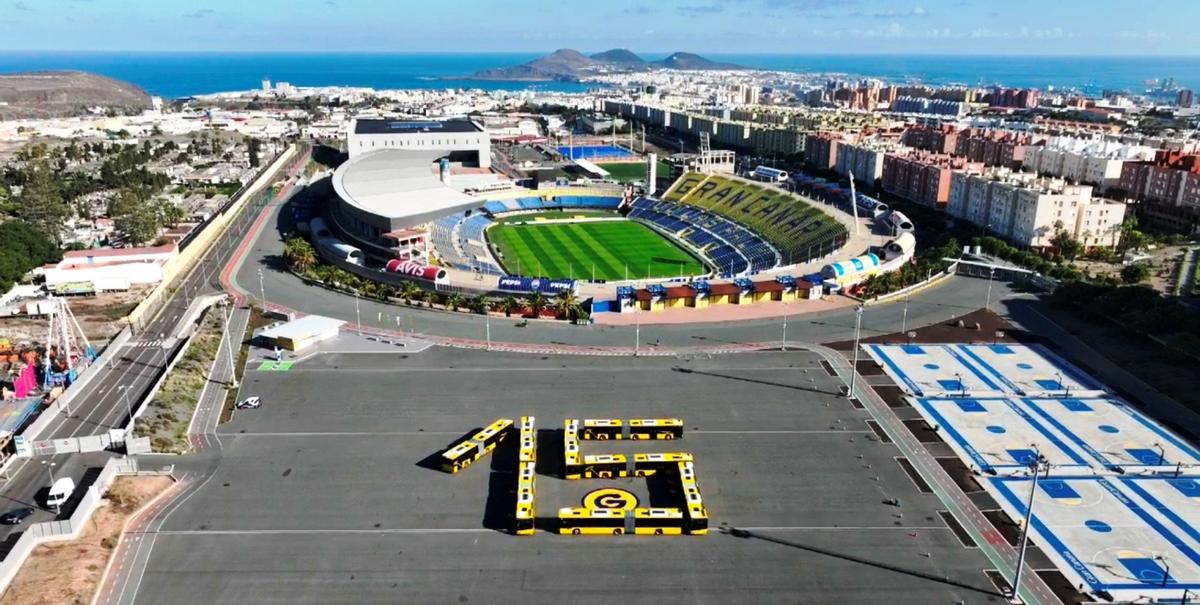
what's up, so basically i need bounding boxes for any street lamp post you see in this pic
[119,385,132,424]
[985,267,996,313]
[1010,447,1046,604]
[781,303,788,350]
[258,268,267,310]
[848,304,864,400]
[42,460,58,511]
[485,312,491,352]
[354,290,361,329]
[634,303,641,357]
[223,304,238,389]
[901,291,910,335]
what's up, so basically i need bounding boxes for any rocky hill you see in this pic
[0,71,151,119]
[470,49,745,81]
[590,48,645,66]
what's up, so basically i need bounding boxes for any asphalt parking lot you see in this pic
[132,347,1006,604]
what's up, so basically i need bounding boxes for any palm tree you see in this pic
[468,296,489,315]
[499,295,520,317]
[399,281,421,305]
[524,291,547,318]
[554,290,583,322]
[446,293,464,312]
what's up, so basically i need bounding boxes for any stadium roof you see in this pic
[331,149,479,226]
[354,119,482,135]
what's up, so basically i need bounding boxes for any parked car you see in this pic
[236,396,262,410]
[1,507,34,524]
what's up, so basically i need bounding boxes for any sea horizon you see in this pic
[2,50,1198,99]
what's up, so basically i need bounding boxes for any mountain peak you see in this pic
[591,49,645,65]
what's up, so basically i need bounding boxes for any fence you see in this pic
[0,458,172,596]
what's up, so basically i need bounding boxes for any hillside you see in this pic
[470,49,745,81]
[471,49,601,81]
[651,52,743,71]
[0,71,151,119]
[590,48,645,65]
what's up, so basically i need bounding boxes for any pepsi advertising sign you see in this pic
[496,276,575,294]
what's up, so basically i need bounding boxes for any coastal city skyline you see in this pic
[4,0,1200,55]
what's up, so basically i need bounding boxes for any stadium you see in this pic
[321,117,915,313]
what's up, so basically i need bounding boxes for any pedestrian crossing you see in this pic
[133,339,164,347]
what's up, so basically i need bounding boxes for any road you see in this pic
[0,156,307,544]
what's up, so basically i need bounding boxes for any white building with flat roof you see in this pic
[347,118,490,167]
[1023,136,1156,191]
[948,170,1126,248]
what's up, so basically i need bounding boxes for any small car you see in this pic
[236,396,262,410]
[1,507,35,525]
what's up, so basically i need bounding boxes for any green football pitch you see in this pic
[487,219,707,280]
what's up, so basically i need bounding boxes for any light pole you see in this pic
[158,333,167,368]
[485,311,491,352]
[258,268,267,309]
[354,290,361,329]
[1155,442,1166,466]
[956,372,966,398]
[634,301,641,357]
[1156,555,1171,588]
[119,384,132,424]
[781,302,788,350]
[848,304,864,400]
[901,290,910,335]
[223,304,238,389]
[42,460,58,513]
[1010,447,1046,604]
[984,266,996,313]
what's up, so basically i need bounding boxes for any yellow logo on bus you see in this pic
[582,488,639,511]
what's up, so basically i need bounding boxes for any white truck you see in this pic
[46,477,75,510]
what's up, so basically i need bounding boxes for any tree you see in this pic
[399,281,421,305]
[468,295,489,315]
[499,295,520,317]
[0,221,60,291]
[156,199,187,228]
[445,293,464,312]
[554,290,583,322]
[283,237,317,273]
[1050,230,1083,261]
[15,161,71,242]
[524,291,547,318]
[1120,263,1150,284]
[109,189,161,245]
[246,137,262,168]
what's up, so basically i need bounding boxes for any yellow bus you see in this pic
[557,507,684,535]
[579,454,631,479]
[440,418,514,473]
[633,452,693,473]
[514,460,536,535]
[564,419,583,478]
[579,418,684,440]
[518,415,537,463]
[678,461,708,535]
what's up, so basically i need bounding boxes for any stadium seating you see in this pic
[662,172,849,263]
[429,210,503,275]
[627,197,780,277]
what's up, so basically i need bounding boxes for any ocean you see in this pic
[0,51,1197,99]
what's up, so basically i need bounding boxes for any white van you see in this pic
[46,477,75,509]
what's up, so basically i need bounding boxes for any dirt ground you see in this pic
[0,288,146,346]
[0,475,173,605]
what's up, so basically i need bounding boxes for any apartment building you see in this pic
[834,139,890,183]
[1022,136,1155,191]
[948,170,1126,248]
[882,151,983,209]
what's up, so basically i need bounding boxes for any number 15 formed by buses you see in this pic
[439,416,708,537]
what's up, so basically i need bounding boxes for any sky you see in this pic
[4,0,1200,55]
